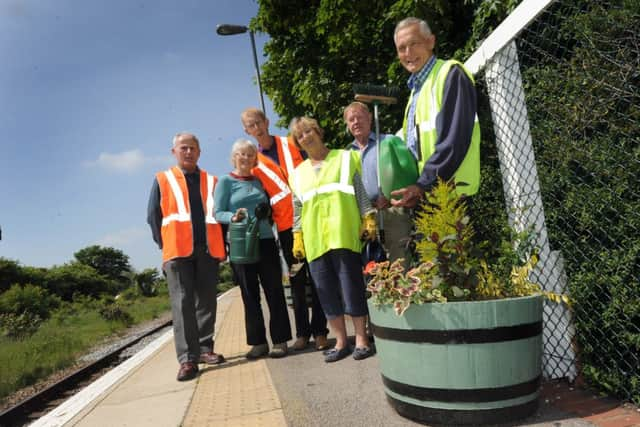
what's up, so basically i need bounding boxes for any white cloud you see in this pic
[84,149,170,174]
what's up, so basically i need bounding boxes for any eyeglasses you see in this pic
[244,120,263,129]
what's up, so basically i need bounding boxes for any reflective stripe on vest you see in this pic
[256,162,291,205]
[253,153,294,232]
[278,136,295,178]
[161,169,191,226]
[297,151,354,203]
[204,174,217,225]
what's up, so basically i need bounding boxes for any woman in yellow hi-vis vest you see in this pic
[289,117,377,363]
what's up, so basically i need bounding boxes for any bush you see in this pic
[0,284,61,319]
[0,312,43,338]
[131,268,161,297]
[43,262,118,300]
[98,303,133,325]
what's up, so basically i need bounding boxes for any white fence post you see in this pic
[483,41,577,380]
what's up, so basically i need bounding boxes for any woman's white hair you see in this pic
[229,138,258,167]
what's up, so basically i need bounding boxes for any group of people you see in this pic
[147,16,480,381]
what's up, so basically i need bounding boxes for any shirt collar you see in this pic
[257,136,275,153]
[350,132,377,152]
[179,166,200,175]
[407,55,437,91]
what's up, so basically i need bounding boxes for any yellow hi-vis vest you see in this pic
[403,59,481,196]
[290,150,362,262]
[156,166,225,263]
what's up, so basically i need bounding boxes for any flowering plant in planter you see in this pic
[366,179,568,315]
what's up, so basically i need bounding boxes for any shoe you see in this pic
[314,335,329,351]
[245,344,269,360]
[293,336,309,351]
[352,346,374,361]
[199,351,226,365]
[269,342,288,358]
[176,362,199,381]
[324,346,352,363]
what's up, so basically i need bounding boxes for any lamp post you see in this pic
[216,24,266,113]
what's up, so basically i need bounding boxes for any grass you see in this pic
[0,293,171,403]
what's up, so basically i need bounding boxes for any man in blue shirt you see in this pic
[344,101,412,264]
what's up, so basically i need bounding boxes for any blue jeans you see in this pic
[308,249,368,319]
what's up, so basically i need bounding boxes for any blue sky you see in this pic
[0,0,284,271]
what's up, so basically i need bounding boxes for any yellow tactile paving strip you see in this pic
[182,288,287,427]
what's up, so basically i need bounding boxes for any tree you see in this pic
[252,0,478,144]
[0,257,23,293]
[0,258,47,293]
[43,262,116,300]
[74,245,132,283]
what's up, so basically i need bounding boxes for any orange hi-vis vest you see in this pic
[273,135,304,180]
[253,153,294,232]
[156,166,225,263]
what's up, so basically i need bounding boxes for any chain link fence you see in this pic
[470,0,639,403]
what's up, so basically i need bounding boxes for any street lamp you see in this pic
[216,24,266,113]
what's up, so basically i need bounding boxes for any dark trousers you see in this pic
[164,245,219,364]
[279,228,328,338]
[232,238,292,346]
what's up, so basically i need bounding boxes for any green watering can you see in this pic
[378,135,418,200]
[228,203,271,264]
[228,216,260,264]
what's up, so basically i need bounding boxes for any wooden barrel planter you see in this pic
[368,295,543,425]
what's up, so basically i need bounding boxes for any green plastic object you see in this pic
[228,217,260,264]
[378,135,418,199]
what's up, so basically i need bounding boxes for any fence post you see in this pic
[483,40,576,380]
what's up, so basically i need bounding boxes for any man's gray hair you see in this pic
[172,132,200,147]
[394,17,432,40]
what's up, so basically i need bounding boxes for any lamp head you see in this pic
[216,24,248,36]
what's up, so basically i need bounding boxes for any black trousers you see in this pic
[232,238,292,346]
[279,228,328,338]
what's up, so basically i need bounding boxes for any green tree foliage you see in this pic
[0,283,60,319]
[0,258,22,293]
[74,245,132,283]
[131,268,161,297]
[0,258,49,293]
[0,284,61,338]
[253,0,480,144]
[43,262,117,301]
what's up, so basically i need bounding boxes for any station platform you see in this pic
[32,287,640,427]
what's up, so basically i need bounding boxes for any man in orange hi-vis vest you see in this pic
[147,132,226,382]
[242,108,329,352]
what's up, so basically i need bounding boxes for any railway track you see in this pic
[0,319,172,427]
